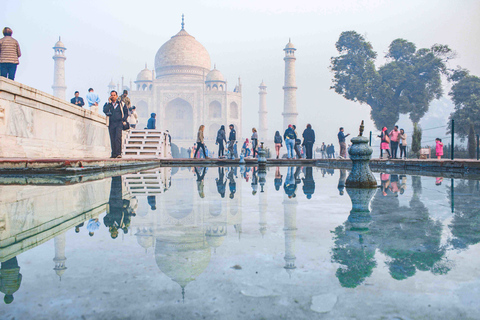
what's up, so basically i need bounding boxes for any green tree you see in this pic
[411,123,422,158]
[447,68,480,141]
[330,31,454,130]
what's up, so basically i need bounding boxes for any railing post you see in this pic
[477,134,479,161]
[451,119,454,160]
[369,131,372,147]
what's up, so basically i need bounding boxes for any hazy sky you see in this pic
[2,0,480,145]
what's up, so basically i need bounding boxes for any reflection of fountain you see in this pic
[53,233,67,280]
[331,187,376,288]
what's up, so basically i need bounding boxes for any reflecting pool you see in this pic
[1,166,480,319]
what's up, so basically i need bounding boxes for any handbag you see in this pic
[119,102,130,131]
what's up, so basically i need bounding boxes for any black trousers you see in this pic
[305,142,314,159]
[390,141,399,158]
[108,122,123,157]
[218,141,224,157]
[194,142,206,158]
[400,145,407,158]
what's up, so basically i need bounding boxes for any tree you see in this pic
[411,123,422,158]
[468,123,476,159]
[330,31,454,130]
[447,68,480,141]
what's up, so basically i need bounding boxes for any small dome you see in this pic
[53,37,66,49]
[136,234,154,249]
[285,39,295,49]
[206,67,225,82]
[108,79,115,87]
[259,80,266,87]
[136,66,153,82]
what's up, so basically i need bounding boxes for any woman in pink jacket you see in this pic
[435,138,443,159]
[378,127,391,159]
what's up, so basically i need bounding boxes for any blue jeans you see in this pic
[286,139,295,159]
[0,63,17,80]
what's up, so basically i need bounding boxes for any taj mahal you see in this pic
[105,16,298,147]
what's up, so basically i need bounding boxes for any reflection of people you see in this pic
[274,167,283,191]
[147,195,156,210]
[435,177,443,186]
[302,167,315,199]
[284,167,297,198]
[0,257,22,304]
[380,173,390,196]
[228,167,236,199]
[337,169,347,195]
[251,167,258,195]
[87,218,100,237]
[399,175,407,195]
[104,176,136,239]
[216,167,226,198]
[194,167,206,198]
[389,174,399,196]
[74,222,84,233]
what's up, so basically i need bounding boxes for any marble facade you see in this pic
[0,77,110,158]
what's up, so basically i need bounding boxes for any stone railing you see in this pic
[0,77,110,158]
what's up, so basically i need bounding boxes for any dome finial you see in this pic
[214,63,216,69]
[181,14,185,30]
[145,62,147,68]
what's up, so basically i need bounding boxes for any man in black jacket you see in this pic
[103,90,128,158]
[302,124,316,159]
[70,91,85,107]
[228,124,236,159]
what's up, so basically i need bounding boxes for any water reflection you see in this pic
[2,166,480,311]
[332,174,451,288]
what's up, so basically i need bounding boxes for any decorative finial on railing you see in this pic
[359,120,365,136]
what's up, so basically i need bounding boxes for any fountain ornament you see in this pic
[258,142,267,165]
[345,120,377,188]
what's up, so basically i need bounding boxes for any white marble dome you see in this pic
[155,28,211,78]
[136,66,153,82]
[285,39,295,49]
[206,67,225,82]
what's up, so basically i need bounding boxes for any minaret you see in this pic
[258,81,268,141]
[108,79,115,94]
[283,190,297,276]
[53,233,67,280]
[52,37,67,100]
[282,39,298,129]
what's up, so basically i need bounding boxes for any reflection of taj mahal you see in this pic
[118,17,242,146]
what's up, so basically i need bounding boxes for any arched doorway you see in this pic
[165,98,193,140]
[209,101,222,119]
[136,100,149,126]
[230,102,238,119]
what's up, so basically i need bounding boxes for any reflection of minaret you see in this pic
[283,194,297,276]
[52,37,67,100]
[282,39,298,129]
[53,233,67,280]
[258,168,268,237]
[258,81,268,141]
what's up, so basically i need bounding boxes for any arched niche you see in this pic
[230,102,239,119]
[165,98,193,139]
[209,101,221,119]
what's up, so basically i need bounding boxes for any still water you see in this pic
[1,166,479,319]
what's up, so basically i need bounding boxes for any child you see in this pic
[435,138,444,159]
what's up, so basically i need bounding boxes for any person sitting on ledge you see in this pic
[70,91,85,107]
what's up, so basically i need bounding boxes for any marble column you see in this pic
[53,233,67,280]
[258,81,268,141]
[283,193,297,276]
[282,39,298,130]
[52,37,67,100]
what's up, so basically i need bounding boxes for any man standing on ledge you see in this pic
[103,90,128,158]
[70,91,84,107]
[86,88,100,112]
[338,127,350,159]
[228,124,236,159]
[0,27,21,80]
